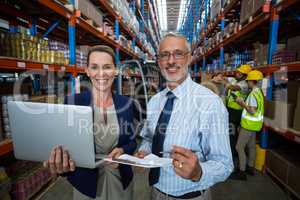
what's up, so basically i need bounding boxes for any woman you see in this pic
[43,45,137,200]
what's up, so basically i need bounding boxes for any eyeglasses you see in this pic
[157,50,190,61]
[88,64,115,72]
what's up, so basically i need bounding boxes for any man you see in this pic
[225,65,251,167]
[235,70,265,180]
[135,32,233,200]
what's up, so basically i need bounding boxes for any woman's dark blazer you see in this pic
[64,90,137,198]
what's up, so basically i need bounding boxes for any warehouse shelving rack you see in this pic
[0,0,161,160]
[0,139,13,157]
[187,0,300,145]
[183,0,300,197]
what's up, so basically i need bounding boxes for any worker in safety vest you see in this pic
[232,70,264,180]
[225,64,252,167]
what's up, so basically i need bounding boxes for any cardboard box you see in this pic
[287,36,300,61]
[253,0,267,15]
[264,99,275,119]
[293,106,300,131]
[253,43,285,66]
[253,43,269,66]
[75,0,103,27]
[264,100,295,129]
[240,0,268,25]
[287,82,300,105]
[297,88,300,108]
[210,0,222,21]
[29,95,57,103]
[240,0,254,24]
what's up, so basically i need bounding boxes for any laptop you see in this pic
[7,101,105,169]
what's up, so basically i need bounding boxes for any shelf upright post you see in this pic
[29,17,40,95]
[30,18,37,36]
[115,19,122,94]
[140,0,145,20]
[68,13,76,95]
[201,0,209,82]
[130,1,137,53]
[267,8,279,65]
[140,0,146,60]
[193,0,200,82]
[140,0,145,34]
[42,20,60,38]
[220,14,225,71]
[261,6,280,149]
[9,20,18,33]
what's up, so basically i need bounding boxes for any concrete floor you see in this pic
[39,170,289,200]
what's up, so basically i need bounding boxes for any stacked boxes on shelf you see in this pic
[240,0,269,25]
[74,0,104,28]
[1,95,28,139]
[210,0,222,21]
[106,0,155,56]
[103,21,115,39]
[287,36,300,61]
[48,40,69,65]
[118,35,133,51]
[107,0,139,35]
[293,87,300,131]
[224,50,253,70]
[76,50,87,68]
[265,148,300,199]
[6,161,51,200]
[207,50,253,73]
[0,167,11,200]
[0,29,67,65]
[253,43,269,66]
[207,59,222,73]
[272,50,297,65]
[224,22,239,38]
[264,80,300,131]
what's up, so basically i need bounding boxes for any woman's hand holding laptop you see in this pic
[43,145,76,175]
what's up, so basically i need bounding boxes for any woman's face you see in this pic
[86,51,116,93]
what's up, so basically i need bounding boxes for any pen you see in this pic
[159,150,200,154]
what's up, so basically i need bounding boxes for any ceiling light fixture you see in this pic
[156,0,168,31]
[177,0,189,30]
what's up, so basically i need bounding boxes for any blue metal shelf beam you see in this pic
[261,7,280,149]
[43,20,60,38]
[30,18,37,36]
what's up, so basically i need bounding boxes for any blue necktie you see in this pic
[149,91,176,185]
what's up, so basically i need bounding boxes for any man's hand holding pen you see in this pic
[163,146,202,182]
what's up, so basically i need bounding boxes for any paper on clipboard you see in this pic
[103,154,173,168]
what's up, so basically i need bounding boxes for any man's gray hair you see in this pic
[159,32,191,52]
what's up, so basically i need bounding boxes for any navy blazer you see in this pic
[64,90,137,198]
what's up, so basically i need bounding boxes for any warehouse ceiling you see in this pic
[156,0,201,33]
[166,0,181,31]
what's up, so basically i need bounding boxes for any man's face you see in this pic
[246,80,255,88]
[236,72,244,80]
[157,37,191,85]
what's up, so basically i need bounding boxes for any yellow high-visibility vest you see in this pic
[241,88,264,132]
